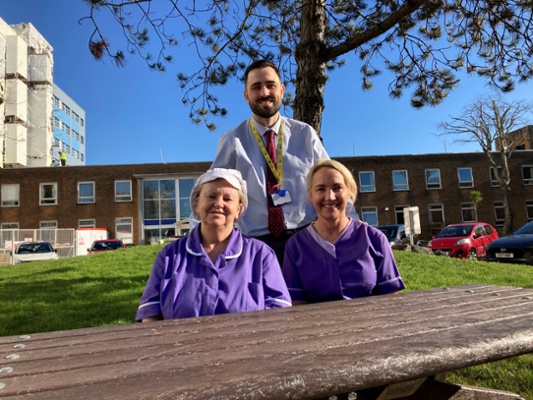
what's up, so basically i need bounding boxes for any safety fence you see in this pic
[0,229,76,266]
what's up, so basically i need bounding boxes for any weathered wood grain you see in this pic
[0,284,532,399]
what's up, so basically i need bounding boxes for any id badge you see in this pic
[272,189,292,206]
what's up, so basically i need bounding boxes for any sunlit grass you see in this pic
[1,246,532,398]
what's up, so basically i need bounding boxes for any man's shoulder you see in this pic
[221,119,250,138]
[282,116,315,133]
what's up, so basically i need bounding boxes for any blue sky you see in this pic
[2,1,533,166]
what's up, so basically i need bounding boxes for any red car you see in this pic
[428,222,499,260]
[87,239,126,254]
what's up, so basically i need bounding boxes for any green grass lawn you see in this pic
[1,246,532,398]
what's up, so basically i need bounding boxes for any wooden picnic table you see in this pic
[1,284,532,399]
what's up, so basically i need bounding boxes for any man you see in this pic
[60,150,67,166]
[210,59,357,263]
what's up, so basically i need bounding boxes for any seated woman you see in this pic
[282,159,405,305]
[136,168,291,321]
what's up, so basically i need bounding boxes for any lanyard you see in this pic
[249,119,283,184]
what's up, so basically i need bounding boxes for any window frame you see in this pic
[1,222,19,230]
[425,168,442,190]
[1,183,20,207]
[116,217,134,244]
[78,182,95,204]
[493,201,505,227]
[40,183,58,205]
[392,170,409,191]
[361,206,378,226]
[526,200,533,221]
[460,202,477,222]
[522,165,533,186]
[457,167,474,188]
[359,171,376,193]
[78,219,96,228]
[115,180,133,202]
[40,220,58,229]
[428,203,445,225]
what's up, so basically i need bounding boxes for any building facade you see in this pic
[1,152,533,248]
[0,18,85,169]
[51,84,86,166]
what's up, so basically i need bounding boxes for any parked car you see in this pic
[427,222,499,260]
[87,239,126,254]
[11,241,59,264]
[485,221,533,265]
[375,224,419,245]
[376,224,406,245]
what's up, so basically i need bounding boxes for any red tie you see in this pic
[265,130,285,237]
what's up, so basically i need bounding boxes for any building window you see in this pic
[78,219,96,228]
[63,124,71,135]
[40,220,58,229]
[428,204,445,226]
[116,217,133,244]
[425,169,442,190]
[62,103,70,115]
[80,135,84,144]
[81,118,85,127]
[361,206,378,226]
[490,166,503,187]
[395,205,410,224]
[1,222,19,230]
[53,96,60,107]
[392,170,408,191]
[178,179,195,218]
[54,117,60,127]
[493,202,505,226]
[1,184,20,207]
[461,202,477,222]
[522,165,533,185]
[144,179,177,225]
[40,183,57,205]
[115,180,132,202]
[73,112,80,123]
[457,167,474,188]
[78,182,95,204]
[359,171,376,192]
[81,153,84,162]
[526,200,533,221]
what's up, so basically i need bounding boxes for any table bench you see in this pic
[1,284,532,399]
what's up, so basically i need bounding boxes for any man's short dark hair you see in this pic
[243,60,281,86]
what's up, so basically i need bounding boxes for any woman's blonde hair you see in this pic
[306,159,358,202]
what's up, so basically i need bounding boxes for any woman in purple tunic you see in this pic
[136,168,291,321]
[282,159,405,304]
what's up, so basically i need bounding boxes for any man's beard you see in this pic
[249,97,281,119]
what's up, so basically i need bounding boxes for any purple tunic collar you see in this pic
[185,225,244,260]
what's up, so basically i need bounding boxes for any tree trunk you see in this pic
[502,186,514,235]
[293,0,328,137]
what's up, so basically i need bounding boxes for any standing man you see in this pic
[210,59,358,263]
[59,150,67,166]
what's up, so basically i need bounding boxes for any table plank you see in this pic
[1,284,532,399]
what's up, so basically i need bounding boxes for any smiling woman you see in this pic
[135,168,291,322]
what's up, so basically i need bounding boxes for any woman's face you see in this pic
[195,179,243,229]
[309,167,350,222]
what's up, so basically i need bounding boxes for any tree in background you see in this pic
[82,1,533,134]
[439,96,533,235]
[469,189,483,221]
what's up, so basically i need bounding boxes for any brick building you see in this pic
[1,152,532,245]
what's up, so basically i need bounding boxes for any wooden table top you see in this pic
[1,284,533,399]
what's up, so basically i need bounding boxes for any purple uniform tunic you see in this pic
[282,219,405,303]
[136,226,291,321]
